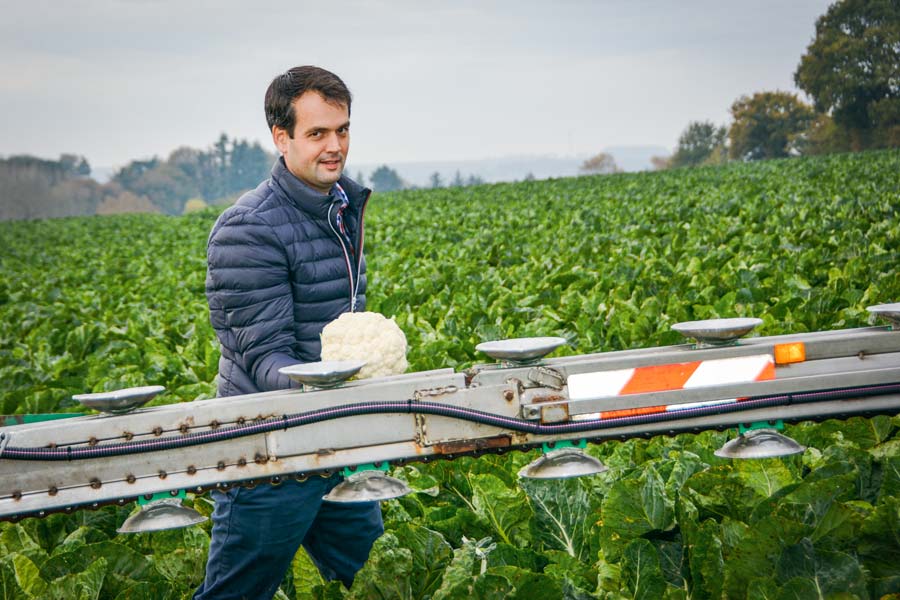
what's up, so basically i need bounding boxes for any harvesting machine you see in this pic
[2,304,899,533]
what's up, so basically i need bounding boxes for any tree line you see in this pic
[0,134,274,221]
[0,142,490,221]
[581,0,899,174]
[660,0,898,169]
[356,166,486,192]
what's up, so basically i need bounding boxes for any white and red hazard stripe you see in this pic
[568,354,775,420]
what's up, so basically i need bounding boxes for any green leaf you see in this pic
[870,576,900,599]
[38,550,91,582]
[431,542,477,600]
[621,539,667,600]
[310,580,347,600]
[292,546,325,595]
[393,524,454,599]
[745,577,780,599]
[732,459,797,498]
[869,439,900,461]
[470,474,533,547]
[767,463,860,524]
[720,514,807,599]
[422,507,492,547]
[39,540,156,599]
[542,550,597,595]
[877,454,900,504]
[42,541,153,581]
[520,476,600,559]
[471,573,513,600]
[685,519,723,599]
[682,465,761,522]
[648,536,685,591]
[857,497,900,580]
[663,451,707,495]
[12,554,47,598]
[486,543,548,572]
[1,525,48,565]
[19,515,78,556]
[346,532,413,600]
[111,581,177,600]
[775,538,867,597]
[809,501,870,546]
[147,528,208,587]
[0,555,28,600]
[54,526,108,555]
[792,416,894,451]
[45,557,107,600]
[601,466,674,560]
[487,565,563,600]
[774,577,819,599]
[77,507,131,540]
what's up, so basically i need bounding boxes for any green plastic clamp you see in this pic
[738,420,784,435]
[138,489,186,506]
[341,462,390,477]
[541,439,587,453]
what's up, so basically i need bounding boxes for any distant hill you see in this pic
[92,146,670,189]
[346,146,668,188]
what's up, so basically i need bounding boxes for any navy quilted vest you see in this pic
[206,158,370,396]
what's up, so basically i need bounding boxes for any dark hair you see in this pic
[264,66,352,138]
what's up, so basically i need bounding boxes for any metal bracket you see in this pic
[138,489,186,506]
[505,378,525,397]
[342,462,390,477]
[542,439,586,452]
[739,419,784,434]
[527,366,565,390]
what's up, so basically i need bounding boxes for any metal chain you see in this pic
[413,385,459,401]
[527,366,566,390]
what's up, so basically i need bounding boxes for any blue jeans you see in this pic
[193,474,383,600]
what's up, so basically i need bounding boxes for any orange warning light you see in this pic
[774,342,806,365]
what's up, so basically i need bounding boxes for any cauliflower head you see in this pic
[320,312,409,379]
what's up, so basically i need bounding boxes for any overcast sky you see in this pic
[1,0,830,170]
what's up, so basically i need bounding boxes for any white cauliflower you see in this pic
[320,312,409,379]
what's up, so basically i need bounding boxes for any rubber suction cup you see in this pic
[518,447,608,480]
[714,429,806,459]
[322,470,412,503]
[117,498,207,533]
[74,385,165,415]
[672,317,762,347]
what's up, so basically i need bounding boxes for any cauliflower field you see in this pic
[1,150,899,599]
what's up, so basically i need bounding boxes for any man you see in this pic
[195,66,382,600]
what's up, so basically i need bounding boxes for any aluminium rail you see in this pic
[0,325,898,522]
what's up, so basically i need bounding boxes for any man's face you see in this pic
[273,91,349,194]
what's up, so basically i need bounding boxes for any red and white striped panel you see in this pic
[567,354,775,420]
